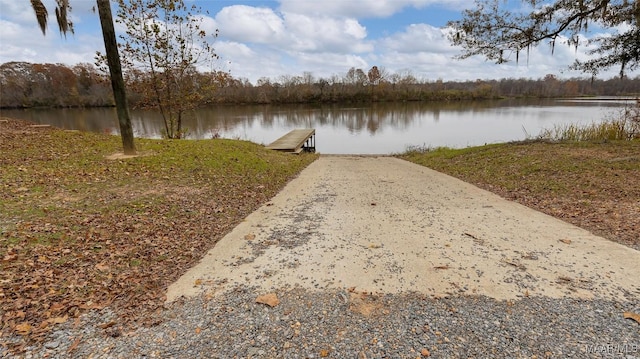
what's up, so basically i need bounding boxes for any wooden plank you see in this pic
[266,129,315,152]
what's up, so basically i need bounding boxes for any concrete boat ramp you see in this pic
[167,156,640,303]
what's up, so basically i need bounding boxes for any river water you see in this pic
[1,98,634,154]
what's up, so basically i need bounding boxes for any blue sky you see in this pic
[0,0,634,83]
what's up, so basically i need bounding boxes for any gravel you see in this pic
[4,156,639,358]
[3,286,639,358]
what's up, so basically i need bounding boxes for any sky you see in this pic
[0,0,637,84]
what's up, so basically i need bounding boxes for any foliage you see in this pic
[3,61,640,108]
[448,0,640,77]
[112,0,219,139]
[367,66,383,85]
[0,118,317,350]
[0,62,113,108]
[30,0,73,36]
[399,139,640,249]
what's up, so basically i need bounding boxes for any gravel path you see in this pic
[4,156,640,358]
[10,288,640,358]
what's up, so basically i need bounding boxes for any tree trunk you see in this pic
[96,0,136,155]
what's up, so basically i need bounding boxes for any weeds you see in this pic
[537,118,639,141]
[537,100,640,142]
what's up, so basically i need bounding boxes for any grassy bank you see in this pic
[399,140,640,250]
[0,118,317,347]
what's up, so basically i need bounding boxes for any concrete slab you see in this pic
[167,156,640,302]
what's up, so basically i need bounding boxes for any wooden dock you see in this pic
[266,129,316,154]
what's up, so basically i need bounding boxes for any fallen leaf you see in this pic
[98,321,117,329]
[421,348,431,357]
[320,349,330,357]
[255,293,280,307]
[67,335,82,353]
[623,311,640,324]
[47,316,68,325]
[369,243,382,249]
[79,302,103,310]
[559,239,572,244]
[244,233,256,241]
[15,323,32,335]
[95,263,110,272]
[195,327,202,334]
[434,265,449,270]
[194,279,203,286]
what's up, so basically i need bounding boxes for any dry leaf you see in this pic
[244,233,256,240]
[256,293,280,307]
[195,327,202,334]
[320,349,330,357]
[47,316,68,325]
[623,311,640,324]
[421,348,431,357]
[559,239,572,244]
[67,335,82,353]
[79,302,103,310]
[98,321,116,329]
[15,323,32,335]
[434,265,449,270]
[95,263,109,272]
[194,279,203,286]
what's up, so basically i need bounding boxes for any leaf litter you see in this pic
[0,118,317,351]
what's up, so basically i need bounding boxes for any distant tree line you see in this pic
[0,62,113,108]
[1,61,639,109]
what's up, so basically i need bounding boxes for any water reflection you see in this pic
[1,98,631,154]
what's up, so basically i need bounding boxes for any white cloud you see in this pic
[283,13,371,53]
[215,6,286,44]
[378,23,455,53]
[216,41,256,59]
[294,53,369,77]
[0,0,634,84]
[0,0,42,25]
[215,5,371,54]
[278,0,467,18]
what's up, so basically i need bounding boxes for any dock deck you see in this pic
[266,129,315,153]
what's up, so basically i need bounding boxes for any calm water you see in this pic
[1,98,634,154]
